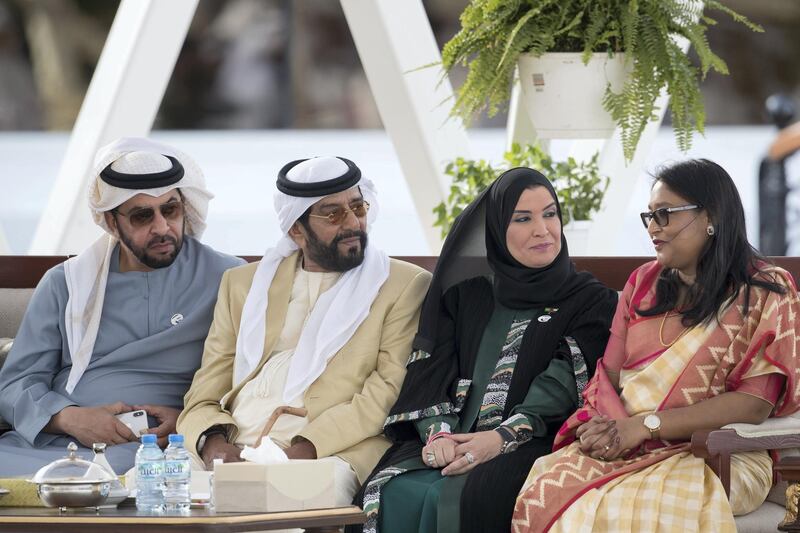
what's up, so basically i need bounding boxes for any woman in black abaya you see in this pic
[353,167,618,533]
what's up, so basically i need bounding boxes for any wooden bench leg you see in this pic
[718,451,731,499]
[691,429,733,496]
[703,452,732,497]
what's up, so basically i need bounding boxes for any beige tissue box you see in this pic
[213,461,335,513]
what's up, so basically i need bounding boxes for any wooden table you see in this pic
[0,505,365,532]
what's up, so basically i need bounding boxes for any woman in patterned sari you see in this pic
[513,159,800,532]
[349,168,618,533]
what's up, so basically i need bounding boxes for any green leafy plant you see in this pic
[441,0,762,160]
[434,143,609,237]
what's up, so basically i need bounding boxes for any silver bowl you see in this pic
[29,442,116,511]
[37,481,111,509]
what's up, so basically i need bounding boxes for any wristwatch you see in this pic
[495,426,519,454]
[643,413,662,440]
[197,425,227,453]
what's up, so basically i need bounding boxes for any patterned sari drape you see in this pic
[512,262,800,532]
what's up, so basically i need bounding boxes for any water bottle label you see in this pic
[137,461,164,479]
[164,460,189,478]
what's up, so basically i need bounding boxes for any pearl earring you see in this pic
[706,225,715,236]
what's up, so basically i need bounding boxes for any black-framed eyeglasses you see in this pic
[308,201,370,225]
[640,204,702,229]
[113,200,184,228]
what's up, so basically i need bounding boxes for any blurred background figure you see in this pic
[758,94,795,255]
[2,0,108,130]
[203,0,288,128]
[759,94,800,255]
[0,2,41,129]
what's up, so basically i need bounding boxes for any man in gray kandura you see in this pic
[0,138,243,475]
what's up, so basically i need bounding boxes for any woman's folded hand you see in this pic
[577,415,649,461]
[421,435,457,468]
[440,431,503,476]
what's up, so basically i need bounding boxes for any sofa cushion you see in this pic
[0,337,11,367]
[0,287,31,433]
[767,480,788,507]
[0,338,12,432]
[0,288,34,338]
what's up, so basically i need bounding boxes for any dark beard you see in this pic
[305,228,367,272]
[118,228,183,269]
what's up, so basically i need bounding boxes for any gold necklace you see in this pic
[658,311,690,347]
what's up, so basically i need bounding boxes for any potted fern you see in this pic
[434,143,608,254]
[441,0,762,160]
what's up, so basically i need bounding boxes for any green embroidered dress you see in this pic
[376,304,587,533]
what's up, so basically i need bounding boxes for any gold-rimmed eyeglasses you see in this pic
[308,201,370,225]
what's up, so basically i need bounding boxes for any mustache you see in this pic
[333,230,366,245]
[147,235,178,248]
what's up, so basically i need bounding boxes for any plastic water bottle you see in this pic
[163,434,192,512]
[135,434,165,512]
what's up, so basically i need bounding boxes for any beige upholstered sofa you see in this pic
[0,255,797,530]
[0,288,30,434]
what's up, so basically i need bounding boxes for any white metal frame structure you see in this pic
[29,0,674,255]
[341,0,471,252]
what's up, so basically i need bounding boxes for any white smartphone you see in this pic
[115,409,149,438]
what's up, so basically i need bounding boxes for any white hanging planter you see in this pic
[517,52,630,139]
[562,220,593,256]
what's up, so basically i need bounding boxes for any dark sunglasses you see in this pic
[114,200,184,228]
[639,204,702,229]
[308,201,370,225]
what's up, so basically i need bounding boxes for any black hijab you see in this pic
[351,168,618,525]
[413,167,600,353]
[486,167,597,309]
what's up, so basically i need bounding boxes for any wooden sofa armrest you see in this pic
[691,428,800,496]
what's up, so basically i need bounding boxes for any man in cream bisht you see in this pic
[0,138,243,475]
[177,156,431,504]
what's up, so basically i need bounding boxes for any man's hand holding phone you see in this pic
[45,402,139,448]
[115,409,149,438]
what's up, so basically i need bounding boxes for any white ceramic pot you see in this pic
[562,220,592,256]
[517,52,630,139]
